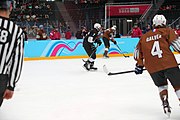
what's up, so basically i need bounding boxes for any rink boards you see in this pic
[24,38,139,60]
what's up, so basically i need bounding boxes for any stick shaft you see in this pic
[116,44,129,57]
[89,45,99,58]
[108,69,146,75]
[107,63,180,75]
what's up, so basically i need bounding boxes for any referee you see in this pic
[0,0,25,107]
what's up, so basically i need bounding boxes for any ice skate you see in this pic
[103,55,109,59]
[83,61,90,71]
[103,51,109,59]
[162,97,171,118]
[89,62,98,71]
[90,65,98,70]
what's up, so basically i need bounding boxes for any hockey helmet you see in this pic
[111,25,117,31]
[152,14,166,27]
[94,23,101,31]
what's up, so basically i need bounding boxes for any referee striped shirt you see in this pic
[0,16,25,91]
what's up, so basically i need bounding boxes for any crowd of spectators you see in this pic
[26,23,73,40]
[22,21,179,40]
[174,25,180,36]
[131,23,180,39]
[10,1,72,40]
[11,1,54,23]
[10,0,179,40]
[159,5,177,11]
[158,0,180,24]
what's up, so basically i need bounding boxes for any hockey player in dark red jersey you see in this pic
[102,25,117,58]
[0,0,25,107]
[134,14,180,117]
[83,23,102,71]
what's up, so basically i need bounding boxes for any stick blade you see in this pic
[103,65,110,75]
[82,59,87,62]
[125,55,130,58]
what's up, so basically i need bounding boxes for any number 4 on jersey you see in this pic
[151,41,163,58]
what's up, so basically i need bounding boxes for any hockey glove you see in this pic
[113,41,117,45]
[135,65,144,74]
[97,40,102,46]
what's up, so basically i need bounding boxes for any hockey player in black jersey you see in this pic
[83,23,102,71]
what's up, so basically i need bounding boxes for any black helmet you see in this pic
[0,0,13,10]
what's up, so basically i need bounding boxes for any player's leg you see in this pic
[0,75,8,107]
[150,71,171,117]
[102,37,110,58]
[83,44,97,70]
[83,44,92,71]
[89,48,97,70]
[165,67,180,102]
[0,91,4,107]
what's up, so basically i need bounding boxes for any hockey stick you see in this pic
[103,63,180,76]
[115,44,129,58]
[103,65,146,75]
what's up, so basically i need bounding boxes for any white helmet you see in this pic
[152,15,166,27]
[94,23,101,31]
[111,25,117,31]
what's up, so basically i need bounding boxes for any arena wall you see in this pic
[24,38,139,61]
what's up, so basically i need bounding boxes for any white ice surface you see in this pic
[0,55,180,120]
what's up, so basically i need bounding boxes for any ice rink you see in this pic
[0,55,180,120]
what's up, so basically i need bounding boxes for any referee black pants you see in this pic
[0,75,8,107]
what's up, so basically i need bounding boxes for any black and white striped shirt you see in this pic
[0,16,25,91]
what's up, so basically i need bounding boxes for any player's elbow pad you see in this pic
[171,38,180,52]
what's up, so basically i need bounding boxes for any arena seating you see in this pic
[157,0,180,25]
